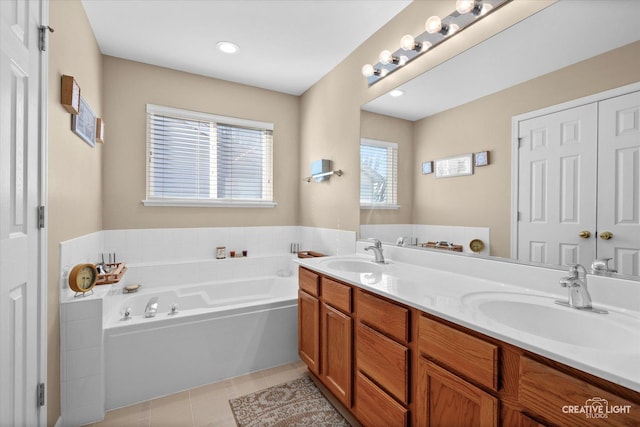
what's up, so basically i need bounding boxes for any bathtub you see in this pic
[103,275,299,410]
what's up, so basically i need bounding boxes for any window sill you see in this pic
[360,204,400,210]
[142,199,277,208]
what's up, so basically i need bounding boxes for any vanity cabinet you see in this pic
[355,290,411,426]
[298,267,640,427]
[416,312,640,427]
[297,268,353,407]
[298,269,320,375]
[416,315,498,426]
[320,277,353,406]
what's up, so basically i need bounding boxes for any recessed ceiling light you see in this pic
[216,41,239,54]
[389,89,404,97]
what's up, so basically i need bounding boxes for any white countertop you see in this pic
[295,252,640,393]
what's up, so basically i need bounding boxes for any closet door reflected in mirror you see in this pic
[516,90,640,275]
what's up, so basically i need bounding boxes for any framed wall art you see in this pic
[71,96,96,147]
[422,161,433,175]
[435,153,473,178]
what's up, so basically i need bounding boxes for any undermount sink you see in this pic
[319,258,385,274]
[462,292,640,353]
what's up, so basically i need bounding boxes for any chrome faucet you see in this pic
[145,297,159,318]
[555,264,607,314]
[590,258,617,275]
[365,239,386,263]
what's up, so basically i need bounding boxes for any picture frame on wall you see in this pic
[422,161,433,174]
[71,96,96,147]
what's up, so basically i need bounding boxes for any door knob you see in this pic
[599,231,613,240]
[578,230,591,239]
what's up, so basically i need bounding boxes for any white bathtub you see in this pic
[104,275,299,410]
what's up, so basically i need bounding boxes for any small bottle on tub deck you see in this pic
[216,246,226,259]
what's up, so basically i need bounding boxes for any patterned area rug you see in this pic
[229,375,350,427]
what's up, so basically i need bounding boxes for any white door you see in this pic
[597,91,640,276]
[1,0,45,425]
[517,103,598,266]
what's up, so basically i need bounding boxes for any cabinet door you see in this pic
[298,290,320,375]
[321,303,352,407]
[416,357,498,427]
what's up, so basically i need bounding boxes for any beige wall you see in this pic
[299,0,553,233]
[101,57,300,229]
[360,111,413,225]
[48,0,103,424]
[413,41,640,257]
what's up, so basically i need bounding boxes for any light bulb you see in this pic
[362,64,374,77]
[456,0,476,14]
[398,55,409,66]
[379,50,394,65]
[379,68,389,77]
[480,3,493,15]
[447,24,460,36]
[389,89,404,97]
[425,16,442,34]
[400,34,416,51]
[422,41,432,52]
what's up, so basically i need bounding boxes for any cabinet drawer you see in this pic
[321,277,352,314]
[357,290,409,343]
[299,267,319,296]
[519,357,638,427]
[418,315,498,391]
[356,372,407,427]
[356,323,409,404]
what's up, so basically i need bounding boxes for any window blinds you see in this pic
[360,139,398,206]
[146,104,273,205]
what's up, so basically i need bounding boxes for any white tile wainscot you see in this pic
[60,287,110,426]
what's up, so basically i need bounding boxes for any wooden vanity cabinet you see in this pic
[298,268,353,408]
[320,277,353,407]
[299,268,640,427]
[298,268,320,376]
[416,314,499,426]
[354,289,411,426]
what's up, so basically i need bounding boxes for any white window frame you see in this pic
[143,104,276,208]
[360,137,399,210]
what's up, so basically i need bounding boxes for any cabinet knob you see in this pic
[578,230,591,239]
[599,231,613,240]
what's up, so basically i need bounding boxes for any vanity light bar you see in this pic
[363,0,512,86]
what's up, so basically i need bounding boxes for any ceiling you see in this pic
[81,0,412,96]
[363,0,640,121]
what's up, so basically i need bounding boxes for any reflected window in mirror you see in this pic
[360,138,398,209]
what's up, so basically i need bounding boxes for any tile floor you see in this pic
[86,361,308,427]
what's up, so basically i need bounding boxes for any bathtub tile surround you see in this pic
[59,298,105,427]
[360,223,491,255]
[58,226,355,426]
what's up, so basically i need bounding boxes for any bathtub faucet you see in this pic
[145,297,159,318]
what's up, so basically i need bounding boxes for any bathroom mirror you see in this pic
[359,0,640,277]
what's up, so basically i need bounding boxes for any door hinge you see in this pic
[517,211,521,221]
[38,25,54,52]
[38,206,45,229]
[38,383,45,407]
[517,137,523,149]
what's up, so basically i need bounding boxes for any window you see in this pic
[360,138,398,208]
[144,104,275,207]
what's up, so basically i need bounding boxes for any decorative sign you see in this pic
[435,154,473,178]
[422,161,433,175]
[475,150,490,167]
[71,96,96,147]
